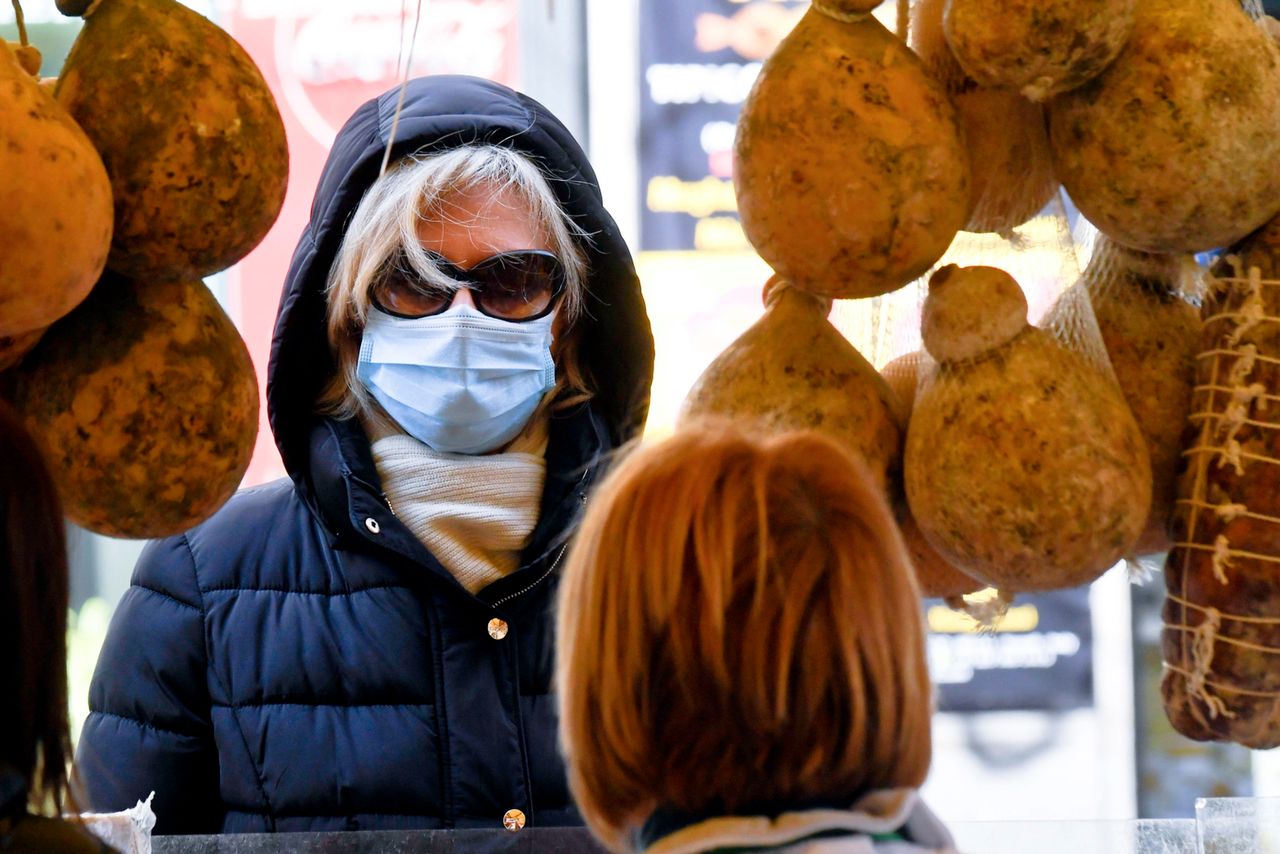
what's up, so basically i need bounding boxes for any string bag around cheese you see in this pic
[733,0,969,299]
[1162,214,1280,749]
[1058,233,1203,558]
[904,264,1151,592]
[12,273,259,540]
[681,277,902,494]
[944,0,1135,102]
[909,0,1059,235]
[53,0,289,281]
[0,34,112,358]
[1048,0,1280,254]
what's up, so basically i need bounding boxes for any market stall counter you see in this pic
[146,820,1206,854]
[151,828,609,854]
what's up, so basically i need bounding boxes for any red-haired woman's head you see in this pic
[557,423,932,850]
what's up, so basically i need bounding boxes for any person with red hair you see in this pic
[557,424,956,853]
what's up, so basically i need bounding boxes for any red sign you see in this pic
[215,1,520,485]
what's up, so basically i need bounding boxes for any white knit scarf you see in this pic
[365,414,549,594]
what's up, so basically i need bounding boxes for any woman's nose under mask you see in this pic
[357,305,557,455]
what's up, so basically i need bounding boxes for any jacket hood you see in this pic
[267,75,654,481]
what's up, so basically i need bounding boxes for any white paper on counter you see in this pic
[77,791,156,854]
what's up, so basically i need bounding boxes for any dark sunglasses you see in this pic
[371,249,566,322]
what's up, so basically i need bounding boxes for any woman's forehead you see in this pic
[416,183,552,266]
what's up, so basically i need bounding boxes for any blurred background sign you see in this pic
[638,0,807,252]
[928,589,1095,714]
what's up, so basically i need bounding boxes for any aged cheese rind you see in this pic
[945,0,1135,100]
[0,41,112,337]
[55,0,288,280]
[1082,239,1200,555]
[734,9,969,298]
[1049,0,1280,253]
[14,273,259,539]
[682,282,902,491]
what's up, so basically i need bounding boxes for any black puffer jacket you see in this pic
[73,76,654,835]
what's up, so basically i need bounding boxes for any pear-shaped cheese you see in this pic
[911,0,1058,234]
[1049,0,1280,253]
[14,273,259,539]
[681,279,901,490]
[55,0,288,280]
[1079,238,1201,555]
[945,0,1135,101]
[0,41,112,338]
[907,265,1151,590]
[734,6,969,298]
[882,351,983,598]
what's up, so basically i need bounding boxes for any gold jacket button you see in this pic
[487,618,509,640]
[503,808,526,831]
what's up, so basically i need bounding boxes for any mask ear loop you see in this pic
[380,0,427,177]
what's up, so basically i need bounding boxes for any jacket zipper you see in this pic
[491,466,592,608]
[492,542,568,608]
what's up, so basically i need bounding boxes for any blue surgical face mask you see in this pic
[356,306,557,455]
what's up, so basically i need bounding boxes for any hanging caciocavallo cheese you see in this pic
[53,0,289,281]
[734,2,969,299]
[909,0,1059,234]
[1048,0,1280,253]
[0,39,112,345]
[13,273,259,539]
[681,278,902,492]
[1072,236,1202,555]
[905,265,1151,591]
[943,0,1135,101]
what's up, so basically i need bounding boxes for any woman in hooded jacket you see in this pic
[73,75,654,836]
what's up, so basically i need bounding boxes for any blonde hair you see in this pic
[556,424,933,850]
[317,145,594,421]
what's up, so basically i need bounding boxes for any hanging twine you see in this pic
[380,0,426,177]
[959,588,1016,631]
[10,0,27,46]
[1187,607,1237,720]
[1228,344,1260,386]
[1215,503,1250,523]
[1216,439,1246,475]
[1231,382,1270,416]
[1211,535,1234,585]
[1226,269,1268,345]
